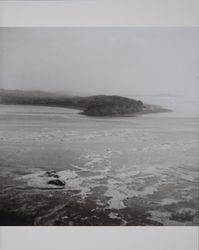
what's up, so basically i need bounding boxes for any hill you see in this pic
[0,89,144,116]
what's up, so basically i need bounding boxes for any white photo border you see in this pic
[0,1,198,250]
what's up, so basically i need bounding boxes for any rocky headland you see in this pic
[0,89,144,116]
[0,89,170,116]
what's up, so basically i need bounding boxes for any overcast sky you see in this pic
[0,27,198,97]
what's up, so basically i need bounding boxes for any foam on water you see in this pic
[0,99,199,225]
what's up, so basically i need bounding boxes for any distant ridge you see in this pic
[0,89,144,116]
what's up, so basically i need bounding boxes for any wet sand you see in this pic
[0,104,198,226]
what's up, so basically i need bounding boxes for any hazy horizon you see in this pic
[0,27,198,99]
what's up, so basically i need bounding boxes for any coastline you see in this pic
[0,103,198,226]
[141,104,172,115]
[0,89,170,117]
[0,102,172,117]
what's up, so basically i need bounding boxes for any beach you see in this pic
[0,95,198,225]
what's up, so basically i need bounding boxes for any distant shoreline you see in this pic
[0,102,172,117]
[141,104,172,115]
[0,89,172,117]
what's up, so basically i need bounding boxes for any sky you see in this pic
[0,27,198,98]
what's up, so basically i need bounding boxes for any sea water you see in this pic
[0,95,198,225]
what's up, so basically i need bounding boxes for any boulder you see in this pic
[45,170,59,178]
[47,179,65,186]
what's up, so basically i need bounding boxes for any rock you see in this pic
[46,170,56,175]
[47,179,65,186]
[45,171,59,178]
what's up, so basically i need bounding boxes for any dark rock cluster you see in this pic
[47,179,65,187]
[45,170,65,187]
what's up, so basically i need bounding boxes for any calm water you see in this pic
[0,96,198,225]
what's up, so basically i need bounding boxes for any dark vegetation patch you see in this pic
[0,89,143,116]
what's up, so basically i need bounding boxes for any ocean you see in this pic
[0,95,198,225]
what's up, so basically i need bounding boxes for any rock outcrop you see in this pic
[47,179,65,186]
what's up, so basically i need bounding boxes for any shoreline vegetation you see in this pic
[0,89,171,116]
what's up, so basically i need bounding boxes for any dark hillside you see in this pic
[0,89,144,116]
